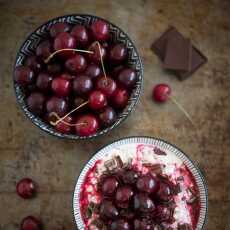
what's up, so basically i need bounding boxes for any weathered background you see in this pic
[0,0,229,229]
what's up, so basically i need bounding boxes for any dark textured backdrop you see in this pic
[0,0,229,229]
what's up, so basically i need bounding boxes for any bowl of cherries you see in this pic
[13,15,143,139]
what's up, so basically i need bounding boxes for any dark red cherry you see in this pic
[16,178,36,199]
[49,22,70,37]
[20,216,42,230]
[36,40,52,59]
[51,77,70,97]
[111,219,131,230]
[55,115,73,134]
[134,219,152,230]
[75,114,99,136]
[101,177,119,196]
[122,170,139,184]
[54,32,76,58]
[112,88,129,109]
[71,25,89,47]
[136,175,159,194]
[59,73,75,80]
[116,185,133,203]
[27,92,45,116]
[89,90,107,110]
[46,97,68,117]
[73,75,93,96]
[47,62,62,75]
[118,68,137,88]
[155,205,172,222]
[65,54,87,74]
[99,200,119,220]
[152,83,171,103]
[96,76,117,97]
[88,42,106,63]
[99,107,116,127]
[111,65,124,78]
[25,56,43,73]
[109,43,127,63]
[157,182,172,201]
[36,73,53,92]
[91,20,109,42]
[134,193,155,213]
[14,66,35,86]
[85,63,102,80]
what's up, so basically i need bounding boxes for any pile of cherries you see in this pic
[14,20,137,136]
[90,166,184,230]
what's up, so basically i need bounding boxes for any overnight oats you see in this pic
[74,138,207,230]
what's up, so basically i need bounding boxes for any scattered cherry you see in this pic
[27,92,45,116]
[152,83,171,103]
[91,20,109,42]
[36,40,52,59]
[89,90,107,110]
[96,76,117,97]
[84,63,102,80]
[88,42,106,63]
[65,54,87,74]
[36,73,53,92]
[109,43,127,63]
[20,216,42,230]
[51,76,70,97]
[118,68,137,88]
[16,178,36,199]
[75,114,99,136]
[73,75,93,96]
[50,22,70,37]
[101,177,119,196]
[71,25,89,47]
[46,97,68,117]
[99,107,116,127]
[14,66,35,86]
[112,88,129,109]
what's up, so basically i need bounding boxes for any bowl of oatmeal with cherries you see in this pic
[73,137,208,230]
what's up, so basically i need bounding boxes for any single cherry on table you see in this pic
[20,216,42,230]
[16,178,36,199]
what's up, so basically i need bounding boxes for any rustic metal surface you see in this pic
[0,0,229,229]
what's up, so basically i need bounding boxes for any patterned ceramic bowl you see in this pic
[13,15,143,140]
[73,136,208,229]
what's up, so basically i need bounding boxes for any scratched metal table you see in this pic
[0,0,229,229]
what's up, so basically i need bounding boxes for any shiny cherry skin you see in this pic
[47,62,62,75]
[109,43,127,63]
[75,114,99,136]
[122,170,139,184]
[85,63,101,80]
[55,115,73,134]
[112,88,129,109]
[73,75,93,96]
[88,42,106,63]
[91,20,109,42]
[65,54,87,74]
[46,97,68,117]
[51,77,70,97]
[36,73,53,92]
[134,193,155,213]
[25,56,43,73]
[16,178,36,199]
[136,175,159,194]
[27,92,45,116]
[155,205,172,222]
[134,219,152,230]
[49,22,70,37]
[99,107,116,127]
[157,182,172,201]
[58,73,75,80]
[101,177,119,196]
[20,216,42,230]
[96,76,117,97]
[89,90,107,110]
[116,185,133,203]
[36,40,52,59]
[71,25,89,47]
[54,32,76,58]
[152,83,171,103]
[14,66,35,86]
[99,200,119,220]
[118,68,137,88]
[111,219,131,230]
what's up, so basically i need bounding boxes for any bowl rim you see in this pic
[72,136,208,229]
[13,14,144,140]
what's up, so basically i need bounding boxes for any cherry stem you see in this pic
[94,41,107,81]
[44,48,94,63]
[169,96,195,126]
[50,100,89,126]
